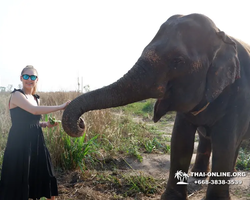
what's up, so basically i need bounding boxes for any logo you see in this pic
[175,170,189,185]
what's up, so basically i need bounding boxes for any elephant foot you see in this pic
[161,187,187,200]
[204,197,231,200]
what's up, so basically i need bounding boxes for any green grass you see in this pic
[236,148,250,171]
[84,170,163,198]
[143,137,170,154]
[117,99,155,118]
[123,172,161,196]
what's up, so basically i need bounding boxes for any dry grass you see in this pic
[39,91,81,119]
[0,92,11,154]
[0,91,82,167]
[0,91,132,168]
[0,92,11,134]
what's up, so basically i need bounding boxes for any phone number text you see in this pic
[194,180,242,185]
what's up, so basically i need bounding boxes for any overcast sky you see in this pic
[0,0,250,92]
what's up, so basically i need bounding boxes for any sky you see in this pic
[0,0,250,92]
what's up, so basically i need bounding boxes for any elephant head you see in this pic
[62,13,240,137]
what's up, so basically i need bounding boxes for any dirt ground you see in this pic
[55,151,250,200]
[55,116,250,200]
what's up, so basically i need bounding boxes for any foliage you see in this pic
[236,148,250,171]
[143,137,170,153]
[118,99,155,118]
[123,172,161,196]
[0,92,11,175]
[92,171,162,197]
[43,113,100,171]
[60,132,99,170]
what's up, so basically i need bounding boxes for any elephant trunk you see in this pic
[62,59,163,137]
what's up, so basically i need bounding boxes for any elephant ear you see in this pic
[205,31,240,102]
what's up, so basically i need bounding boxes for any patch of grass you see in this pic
[60,132,99,170]
[236,148,250,171]
[43,117,102,171]
[127,145,143,162]
[233,188,250,199]
[92,171,162,198]
[143,137,170,153]
[123,172,161,196]
[0,92,11,175]
[241,139,250,151]
[118,99,155,119]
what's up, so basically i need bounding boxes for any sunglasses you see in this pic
[22,74,38,81]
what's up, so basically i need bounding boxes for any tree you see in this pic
[6,84,13,92]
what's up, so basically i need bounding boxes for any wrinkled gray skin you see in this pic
[62,13,250,199]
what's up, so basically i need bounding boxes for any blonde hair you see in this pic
[21,65,38,95]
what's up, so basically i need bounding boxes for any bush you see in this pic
[142,100,154,113]
[236,148,250,171]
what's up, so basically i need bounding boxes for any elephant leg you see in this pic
[232,144,241,172]
[233,122,250,171]
[205,120,237,200]
[186,131,211,195]
[191,131,211,175]
[206,146,234,200]
[161,113,196,200]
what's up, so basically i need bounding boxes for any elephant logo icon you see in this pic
[175,170,189,185]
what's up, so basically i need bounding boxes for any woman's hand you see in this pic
[60,100,71,110]
[47,121,59,128]
[40,121,58,128]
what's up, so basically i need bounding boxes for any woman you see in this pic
[0,65,70,200]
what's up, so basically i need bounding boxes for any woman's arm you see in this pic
[10,91,70,115]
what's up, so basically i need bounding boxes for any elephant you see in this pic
[62,13,250,200]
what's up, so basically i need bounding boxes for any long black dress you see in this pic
[0,89,58,200]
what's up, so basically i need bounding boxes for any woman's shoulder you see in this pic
[9,89,27,104]
[11,89,40,99]
[11,88,24,94]
[10,89,27,100]
[9,89,40,108]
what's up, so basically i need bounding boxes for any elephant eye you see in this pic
[172,56,185,65]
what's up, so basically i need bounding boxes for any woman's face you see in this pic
[20,69,38,90]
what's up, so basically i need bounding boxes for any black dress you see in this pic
[0,89,58,200]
